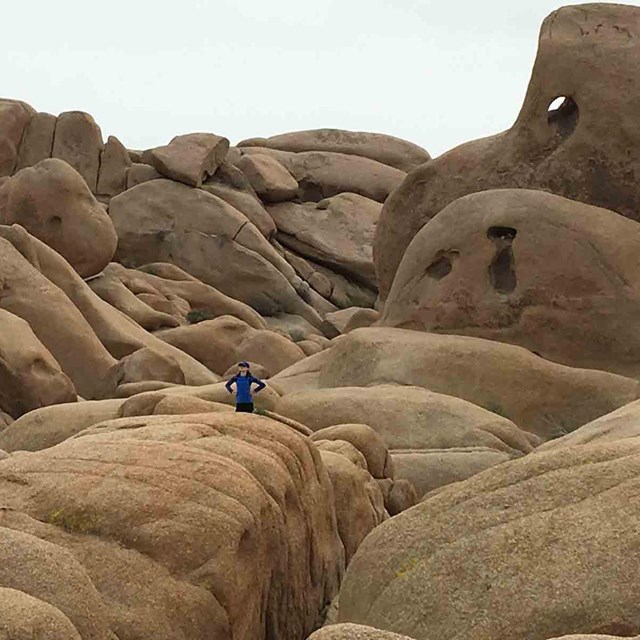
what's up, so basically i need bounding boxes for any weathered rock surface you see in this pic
[277,385,533,494]
[311,424,393,479]
[324,308,379,335]
[537,398,640,451]
[0,526,114,639]
[126,162,162,188]
[381,189,640,377]
[0,99,34,176]
[157,315,305,375]
[237,153,299,203]
[239,128,430,172]
[239,147,405,203]
[308,624,417,640]
[374,4,640,297]
[0,225,218,388]
[0,309,76,419]
[269,193,381,288]
[338,438,640,640]
[316,328,640,440]
[0,587,82,640]
[16,111,56,170]
[97,135,131,196]
[107,262,266,329]
[89,272,181,331]
[0,231,118,399]
[320,450,387,562]
[149,132,229,187]
[0,399,124,452]
[202,161,276,238]
[0,159,118,277]
[51,111,103,192]
[110,179,320,324]
[0,413,345,640]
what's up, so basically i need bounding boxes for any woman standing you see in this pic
[225,361,266,413]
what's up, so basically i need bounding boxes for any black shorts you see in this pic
[235,402,254,413]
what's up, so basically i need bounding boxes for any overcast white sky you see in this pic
[5,0,639,157]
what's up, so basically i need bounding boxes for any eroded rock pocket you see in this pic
[487,226,517,293]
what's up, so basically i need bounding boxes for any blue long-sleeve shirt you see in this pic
[225,374,266,403]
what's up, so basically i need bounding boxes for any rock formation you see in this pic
[1,4,640,638]
[374,3,640,298]
[380,189,640,377]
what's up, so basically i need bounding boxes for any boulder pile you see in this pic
[2,4,640,639]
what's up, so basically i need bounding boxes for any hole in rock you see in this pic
[547,96,579,135]
[489,246,517,294]
[425,255,453,279]
[487,226,517,241]
[487,227,517,293]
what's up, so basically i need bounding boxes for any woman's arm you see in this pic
[225,376,237,394]
[251,376,266,393]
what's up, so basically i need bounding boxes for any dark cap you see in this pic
[238,361,250,368]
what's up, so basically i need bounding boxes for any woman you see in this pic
[225,361,266,413]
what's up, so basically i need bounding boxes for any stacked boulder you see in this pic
[3,3,640,639]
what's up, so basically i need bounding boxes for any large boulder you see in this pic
[536,398,640,451]
[276,385,534,495]
[381,189,640,378]
[148,132,229,187]
[239,147,405,203]
[0,399,124,453]
[315,328,640,440]
[202,161,276,238]
[0,587,82,640]
[283,247,375,310]
[338,438,640,640]
[0,159,118,277]
[109,179,320,324]
[157,315,306,376]
[0,99,34,176]
[0,224,218,387]
[88,272,181,331]
[108,262,266,329]
[0,527,114,639]
[16,111,56,170]
[311,424,393,479]
[0,309,76,419]
[308,625,417,640]
[374,4,640,297]
[96,135,131,196]
[319,450,387,562]
[0,412,345,640]
[0,231,118,399]
[239,128,430,172]
[51,111,103,192]
[269,193,381,289]
[237,153,299,203]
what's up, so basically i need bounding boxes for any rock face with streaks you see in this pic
[0,413,345,640]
